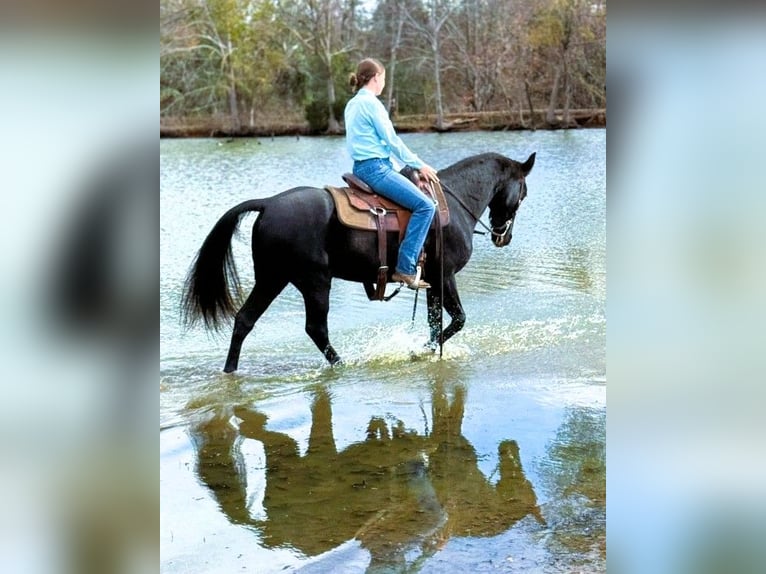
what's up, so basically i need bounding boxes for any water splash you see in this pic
[335,323,474,367]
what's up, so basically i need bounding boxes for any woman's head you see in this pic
[349,58,385,94]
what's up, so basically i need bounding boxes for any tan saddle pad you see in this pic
[325,174,450,232]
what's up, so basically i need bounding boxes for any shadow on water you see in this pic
[188,364,545,572]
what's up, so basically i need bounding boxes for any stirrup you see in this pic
[392,266,431,290]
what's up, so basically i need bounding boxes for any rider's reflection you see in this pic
[190,382,544,567]
[428,382,545,541]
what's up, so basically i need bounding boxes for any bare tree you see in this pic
[385,0,406,114]
[161,0,287,130]
[159,0,245,130]
[534,0,604,127]
[283,0,358,133]
[445,0,519,112]
[405,0,453,130]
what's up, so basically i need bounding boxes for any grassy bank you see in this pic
[160,108,605,138]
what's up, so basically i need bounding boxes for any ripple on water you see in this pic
[457,313,604,357]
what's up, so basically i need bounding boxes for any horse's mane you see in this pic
[440,152,510,178]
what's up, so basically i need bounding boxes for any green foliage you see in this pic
[304,99,330,133]
[303,94,347,134]
[528,0,565,50]
[333,98,347,123]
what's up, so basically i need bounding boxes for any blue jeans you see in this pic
[353,158,436,276]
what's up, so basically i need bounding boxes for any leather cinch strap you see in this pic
[349,191,389,301]
[372,207,388,300]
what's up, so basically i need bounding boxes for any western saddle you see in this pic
[325,168,449,300]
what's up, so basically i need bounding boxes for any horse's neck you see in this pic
[444,169,496,219]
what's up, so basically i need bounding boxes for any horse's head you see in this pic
[488,152,535,247]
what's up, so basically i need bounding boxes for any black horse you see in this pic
[182,151,535,372]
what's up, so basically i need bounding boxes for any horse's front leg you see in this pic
[296,275,342,365]
[426,274,466,350]
[426,288,443,351]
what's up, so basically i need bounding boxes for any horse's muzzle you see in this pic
[492,233,512,247]
[491,219,513,247]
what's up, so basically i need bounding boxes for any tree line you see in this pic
[160,0,605,134]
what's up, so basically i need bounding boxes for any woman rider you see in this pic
[344,58,439,290]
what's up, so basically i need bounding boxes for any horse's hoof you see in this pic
[424,341,438,353]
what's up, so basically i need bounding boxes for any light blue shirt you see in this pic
[344,88,425,169]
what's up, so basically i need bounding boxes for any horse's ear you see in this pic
[521,152,536,176]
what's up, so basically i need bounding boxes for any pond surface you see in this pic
[161,129,605,573]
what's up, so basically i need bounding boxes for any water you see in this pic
[160,130,605,572]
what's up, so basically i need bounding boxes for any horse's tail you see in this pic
[181,199,265,332]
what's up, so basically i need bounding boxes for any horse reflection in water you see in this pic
[191,382,544,570]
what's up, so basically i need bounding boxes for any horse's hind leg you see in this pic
[224,279,287,373]
[295,276,342,365]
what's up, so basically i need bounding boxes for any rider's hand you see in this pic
[419,164,440,183]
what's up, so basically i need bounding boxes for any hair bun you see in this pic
[348,73,358,88]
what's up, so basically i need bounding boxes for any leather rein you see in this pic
[440,177,525,241]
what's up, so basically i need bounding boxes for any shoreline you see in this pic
[160,108,605,138]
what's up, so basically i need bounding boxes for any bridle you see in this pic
[440,176,525,240]
[489,218,513,241]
